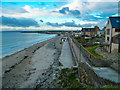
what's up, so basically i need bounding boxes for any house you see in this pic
[72,30,81,37]
[96,30,101,37]
[81,26,101,37]
[104,16,120,53]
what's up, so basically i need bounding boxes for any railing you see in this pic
[68,36,78,66]
[68,36,120,85]
[69,36,113,67]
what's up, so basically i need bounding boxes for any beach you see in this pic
[2,36,63,88]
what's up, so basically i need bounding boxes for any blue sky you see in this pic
[0,0,119,31]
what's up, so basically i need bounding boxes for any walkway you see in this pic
[69,37,120,84]
[59,40,73,68]
[69,37,91,65]
[93,67,120,83]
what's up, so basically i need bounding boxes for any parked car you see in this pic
[85,36,91,40]
[93,42,100,45]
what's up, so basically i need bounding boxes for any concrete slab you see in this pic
[93,67,120,83]
[59,40,73,68]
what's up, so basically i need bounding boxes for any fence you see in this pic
[68,36,118,87]
[68,36,78,66]
[70,36,113,67]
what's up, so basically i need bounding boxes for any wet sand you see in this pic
[2,36,62,88]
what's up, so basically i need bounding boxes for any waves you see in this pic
[0,31,57,58]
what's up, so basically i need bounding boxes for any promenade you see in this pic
[59,40,73,68]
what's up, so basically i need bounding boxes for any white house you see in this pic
[104,16,120,53]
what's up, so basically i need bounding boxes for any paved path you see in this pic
[69,37,120,84]
[93,67,120,83]
[59,40,73,68]
[69,37,91,65]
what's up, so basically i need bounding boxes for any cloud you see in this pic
[0,16,39,27]
[2,5,64,18]
[46,21,81,27]
[59,7,69,14]
[57,0,118,20]
[59,7,80,17]
[81,23,96,28]
[2,6,28,15]
[40,20,44,22]
[81,19,107,28]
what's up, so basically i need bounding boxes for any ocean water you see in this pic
[0,31,57,58]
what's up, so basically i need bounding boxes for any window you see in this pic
[115,39,119,44]
[107,37,109,41]
[115,28,120,32]
[107,29,110,35]
[116,20,120,23]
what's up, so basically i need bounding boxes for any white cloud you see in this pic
[56,0,118,17]
[80,21,98,25]
[56,0,83,12]
[2,5,64,18]
[0,25,82,31]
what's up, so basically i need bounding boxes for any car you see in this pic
[93,42,100,45]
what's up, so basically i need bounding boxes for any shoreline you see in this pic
[1,35,57,59]
[2,36,63,88]
[2,36,57,74]
[1,34,57,59]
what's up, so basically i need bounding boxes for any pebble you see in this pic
[34,37,62,88]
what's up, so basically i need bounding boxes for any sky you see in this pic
[0,0,119,31]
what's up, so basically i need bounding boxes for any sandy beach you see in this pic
[2,36,63,88]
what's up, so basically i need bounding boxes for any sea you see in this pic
[0,31,57,58]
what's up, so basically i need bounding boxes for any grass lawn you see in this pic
[85,45,108,60]
[85,45,119,62]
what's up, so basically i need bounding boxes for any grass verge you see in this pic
[85,45,109,60]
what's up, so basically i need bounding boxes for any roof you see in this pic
[109,16,120,28]
[112,33,120,38]
[117,36,120,38]
[81,28,95,32]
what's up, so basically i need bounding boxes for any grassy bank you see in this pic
[57,68,93,88]
[84,45,106,60]
[84,45,119,62]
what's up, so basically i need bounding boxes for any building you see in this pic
[104,16,120,53]
[72,30,81,37]
[81,26,101,37]
[101,27,106,37]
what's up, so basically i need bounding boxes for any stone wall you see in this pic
[111,43,119,53]
[80,62,118,88]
